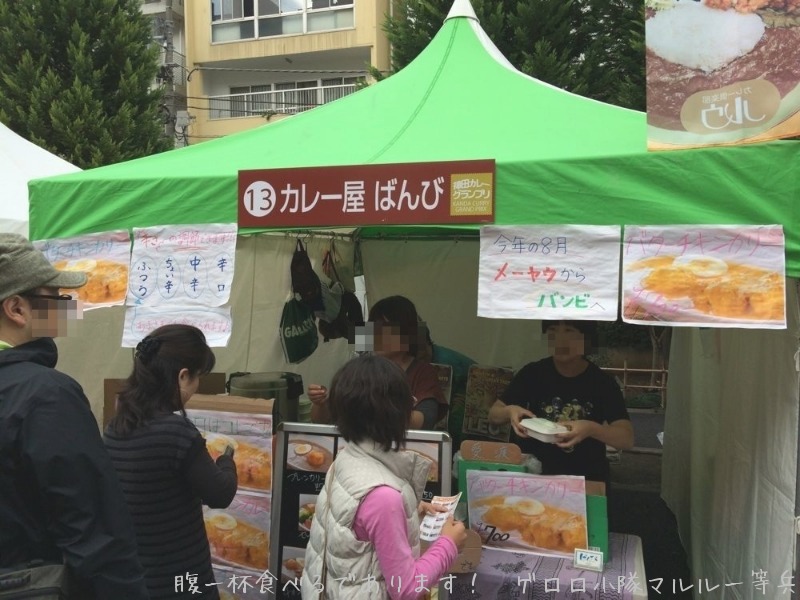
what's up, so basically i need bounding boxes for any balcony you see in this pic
[207,83,358,120]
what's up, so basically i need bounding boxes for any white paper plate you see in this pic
[519,418,568,443]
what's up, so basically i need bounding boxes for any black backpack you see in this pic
[290,239,323,313]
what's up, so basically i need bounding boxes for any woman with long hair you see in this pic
[105,324,238,599]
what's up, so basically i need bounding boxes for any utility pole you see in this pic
[162,0,176,144]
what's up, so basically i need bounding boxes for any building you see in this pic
[183,0,392,144]
[142,0,190,147]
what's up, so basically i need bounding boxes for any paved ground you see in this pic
[609,451,693,599]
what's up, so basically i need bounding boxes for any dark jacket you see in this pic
[0,337,148,598]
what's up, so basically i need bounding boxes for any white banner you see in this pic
[121,223,238,346]
[622,225,786,328]
[34,230,131,310]
[122,305,233,348]
[127,224,237,308]
[478,225,621,321]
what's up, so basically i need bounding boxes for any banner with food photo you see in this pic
[186,410,273,492]
[467,471,588,558]
[478,225,622,321]
[646,0,800,149]
[34,230,131,309]
[205,492,271,574]
[286,433,334,474]
[622,224,786,328]
[279,546,307,589]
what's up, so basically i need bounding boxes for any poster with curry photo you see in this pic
[467,471,588,558]
[622,225,786,328]
[34,230,131,309]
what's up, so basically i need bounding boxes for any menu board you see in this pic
[269,423,453,599]
[467,471,588,559]
[183,403,272,599]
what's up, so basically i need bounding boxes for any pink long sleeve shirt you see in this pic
[353,485,458,600]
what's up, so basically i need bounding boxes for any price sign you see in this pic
[574,547,605,572]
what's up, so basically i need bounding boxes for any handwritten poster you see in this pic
[122,305,232,347]
[34,230,131,310]
[478,225,621,320]
[122,224,237,346]
[127,224,237,308]
[622,225,786,328]
[467,471,588,558]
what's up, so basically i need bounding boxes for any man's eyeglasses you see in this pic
[22,293,74,302]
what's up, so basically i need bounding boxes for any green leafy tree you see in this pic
[0,0,172,168]
[384,0,645,111]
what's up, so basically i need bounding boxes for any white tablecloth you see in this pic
[442,532,647,600]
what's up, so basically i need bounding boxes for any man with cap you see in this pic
[0,233,148,598]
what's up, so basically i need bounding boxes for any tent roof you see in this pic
[0,122,79,237]
[29,1,800,276]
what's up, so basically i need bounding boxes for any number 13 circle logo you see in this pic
[243,180,277,217]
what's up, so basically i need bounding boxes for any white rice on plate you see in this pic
[646,2,765,72]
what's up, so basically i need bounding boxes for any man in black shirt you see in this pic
[488,320,633,485]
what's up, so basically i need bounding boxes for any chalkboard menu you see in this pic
[269,423,453,599]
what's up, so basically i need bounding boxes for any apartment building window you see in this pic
[211,0,255,42]
[307,0,354,32]
[211,0,354,42]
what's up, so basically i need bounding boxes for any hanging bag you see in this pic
[281,239,321,363]
[280,296,318,364]
[321,239,355,291]
[318,241,364,342]
[291,239,324,313]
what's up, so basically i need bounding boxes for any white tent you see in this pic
[0,122,80,237]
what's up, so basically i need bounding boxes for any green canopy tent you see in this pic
[28,2,800,277]
[28,0,800,591]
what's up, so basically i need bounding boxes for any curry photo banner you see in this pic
[33,230,131,310]
[646,0,800,149]
[621,224,786,328]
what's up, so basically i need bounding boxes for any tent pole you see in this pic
[795,279,800,600]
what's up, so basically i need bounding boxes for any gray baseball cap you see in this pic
[0,233,88,300]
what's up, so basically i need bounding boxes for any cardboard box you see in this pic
[103,372,229,427]
[421,529,482,574]
[459,440,522,464]
[449,529,483,573]
[185,394,274,415]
